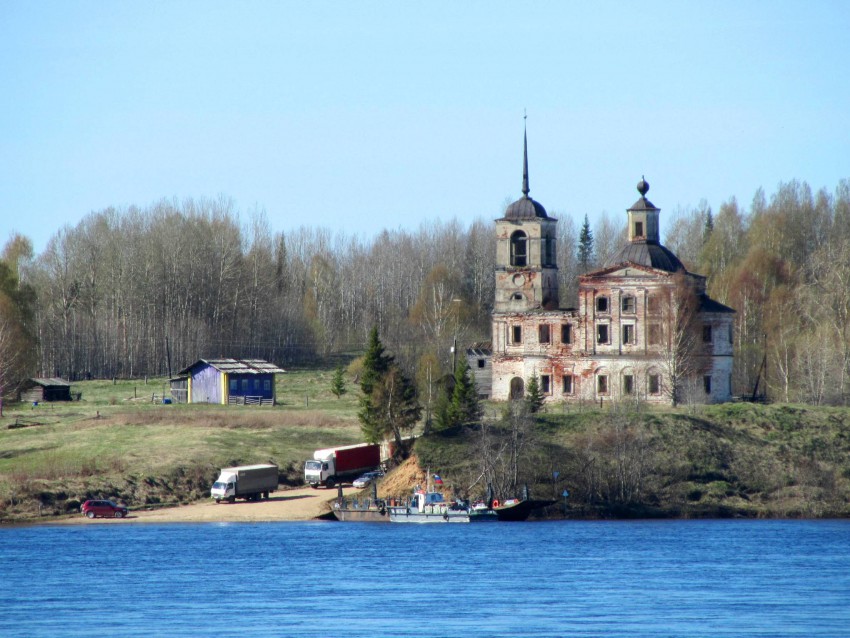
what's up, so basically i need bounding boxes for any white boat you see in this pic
[388,490,498,523]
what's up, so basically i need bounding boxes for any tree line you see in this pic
[1,177,849,405]
[663,179,850,404]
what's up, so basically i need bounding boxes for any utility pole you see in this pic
[165,336,173,379]
[452,336,458,372]
[451,297,462,373]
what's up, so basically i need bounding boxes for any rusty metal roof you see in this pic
[29,377,71,387]
[178,359,285,376]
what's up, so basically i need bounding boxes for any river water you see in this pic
[2,519,849,637]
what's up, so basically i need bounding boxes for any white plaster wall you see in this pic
[708,355,734,403]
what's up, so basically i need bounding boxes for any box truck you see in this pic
[304,443,381,488]
[210,464,279,503]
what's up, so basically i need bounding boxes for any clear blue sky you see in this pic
[2,2,849,253]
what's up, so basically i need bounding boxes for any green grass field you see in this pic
[0,369,365,519]
[3,368,850,522]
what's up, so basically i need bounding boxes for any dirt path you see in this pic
[54,486,345,525]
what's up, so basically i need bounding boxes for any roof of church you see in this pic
[504,195,548,220]
[627,176,660,212]
[606,241,685,273]
[699,294,736,314]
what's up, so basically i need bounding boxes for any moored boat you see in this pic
[331,498,390,522]
[327,483,391,522]
[326,475,547,523]
[491,497,534,522]
[388,490,501,523]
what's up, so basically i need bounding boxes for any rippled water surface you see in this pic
[2,519,849,637]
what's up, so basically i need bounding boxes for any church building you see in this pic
[485,129,735,405]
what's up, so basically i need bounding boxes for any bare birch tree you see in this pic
[657,273,705,406]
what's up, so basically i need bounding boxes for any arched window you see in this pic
[595,368,610,396]
[596,374,609,395]
[510,231,527,267]
[509,377,525,400]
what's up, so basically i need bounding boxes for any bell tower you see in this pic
[494,122,559,312]
[626,176,661,244]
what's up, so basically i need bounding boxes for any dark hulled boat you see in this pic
[491,498,532,521]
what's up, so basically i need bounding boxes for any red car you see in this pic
[81,500,128,519]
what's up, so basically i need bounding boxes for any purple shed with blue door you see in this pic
[174,359,285,405]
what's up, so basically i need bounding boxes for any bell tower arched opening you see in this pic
[510,231,528,267]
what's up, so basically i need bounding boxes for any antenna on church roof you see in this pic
[522,110,529,198]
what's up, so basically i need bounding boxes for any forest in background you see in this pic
[1,177,850,406]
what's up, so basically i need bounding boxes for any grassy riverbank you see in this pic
[417,402,850,519]
[2,369,850,522]
[0,370,364,520]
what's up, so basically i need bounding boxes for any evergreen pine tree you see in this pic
[448,359,481,425]
[525,372,544,413]
[702,209,715,245]
[358,396,385,444]
[432,386,453,431]
[360,326,392,395]
[357,327,421,448]
[359,364,421,447]
[330,365,347,399]
[578,214,594,272]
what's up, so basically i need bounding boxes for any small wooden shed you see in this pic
[19,378,73,403]
[173,359,285,406]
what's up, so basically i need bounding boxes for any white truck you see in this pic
[304,443,381,489]
[210,464,279,503]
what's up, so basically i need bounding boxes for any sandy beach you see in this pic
[52,485,343,525]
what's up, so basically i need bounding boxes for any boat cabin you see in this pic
[412,491,447,513]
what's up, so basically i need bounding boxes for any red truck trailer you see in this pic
[304,443,381,488]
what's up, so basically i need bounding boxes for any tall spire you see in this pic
[502,111,548,220]
[522,111,529,197]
